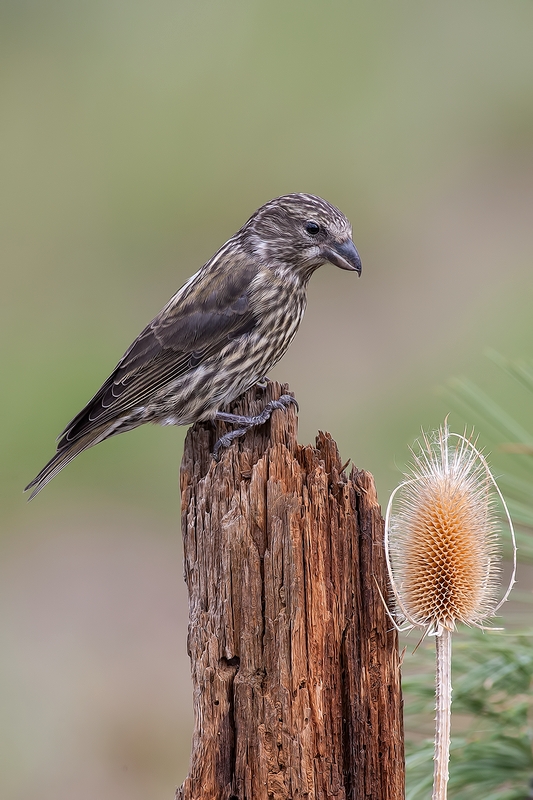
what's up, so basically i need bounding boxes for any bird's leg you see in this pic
[211,425,255,457]
[215,395,298,428]
[255,376,271,389]
[213,394,298,459]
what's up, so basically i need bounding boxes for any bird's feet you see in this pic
[213,394,298,459]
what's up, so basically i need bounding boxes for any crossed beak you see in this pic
[322,239,362,275]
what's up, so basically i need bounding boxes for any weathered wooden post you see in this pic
[177,381,404,800]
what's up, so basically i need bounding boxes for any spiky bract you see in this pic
[388,424,501,632]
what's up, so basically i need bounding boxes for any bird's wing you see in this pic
[59,258,259,446]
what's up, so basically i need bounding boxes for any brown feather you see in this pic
[26,193,360,498]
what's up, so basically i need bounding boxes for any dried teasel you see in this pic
[385,421,516,800]
[385,423,514,633]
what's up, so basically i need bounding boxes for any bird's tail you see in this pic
[24,425,111,500]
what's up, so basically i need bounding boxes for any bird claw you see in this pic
[212,426,250,460]
[212,393,298,459]
[255,376,271,389]
[277,394,299,413]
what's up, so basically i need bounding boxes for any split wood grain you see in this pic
[177,381,404,800]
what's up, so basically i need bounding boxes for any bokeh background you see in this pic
[2,1,533,798]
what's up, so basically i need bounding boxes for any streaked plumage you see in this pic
[26,193,361,498]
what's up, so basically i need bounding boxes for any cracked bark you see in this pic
[177,381,404,800]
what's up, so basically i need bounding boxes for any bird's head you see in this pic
[241,193,362,281]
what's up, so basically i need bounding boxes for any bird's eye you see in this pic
[305,221,320,236]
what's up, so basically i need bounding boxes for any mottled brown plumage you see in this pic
[26,193,361,498]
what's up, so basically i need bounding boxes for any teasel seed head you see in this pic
[385,421,515,634]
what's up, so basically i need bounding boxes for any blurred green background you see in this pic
[2,1,533,797]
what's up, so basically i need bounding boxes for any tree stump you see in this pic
[177,381,404,800]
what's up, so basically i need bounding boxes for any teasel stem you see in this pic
[433,628,452,800]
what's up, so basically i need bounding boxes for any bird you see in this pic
[25,193,362,499]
